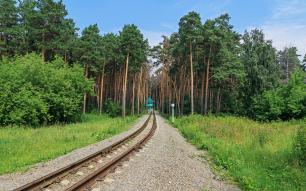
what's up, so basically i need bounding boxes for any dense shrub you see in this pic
[252,70,306,121]
[104,98,121,117]
[0,54,92,126]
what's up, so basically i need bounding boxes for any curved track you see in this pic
[14,112,157,191]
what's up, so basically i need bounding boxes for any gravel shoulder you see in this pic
[0,115,149,191]
[94,114,240,191]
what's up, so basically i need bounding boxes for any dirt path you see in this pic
[93,114,240,191]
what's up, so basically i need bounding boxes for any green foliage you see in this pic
[302,54,306,71]
[277,47,301,81]
[0,54,92,126]
[173,115,306,191]
[0,0,76,61]
[240,29,280,114]
[178,11,202,46]
[104,99,121,117]
[119,24,148,71]
[0,0,19,57]
[252,89,285,121]
[75,24,104,73]
[35,0,69,59]
[253,70,306,121]
[0,114,137,174]
[293,126,306,167]
[102,33,120,69]
[205,14,245,113]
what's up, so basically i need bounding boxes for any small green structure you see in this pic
[146,97,154,112]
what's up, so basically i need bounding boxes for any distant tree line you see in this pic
[151,12,306,121]
[0,0,150,126]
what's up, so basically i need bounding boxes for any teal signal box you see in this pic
[146,97,154,110]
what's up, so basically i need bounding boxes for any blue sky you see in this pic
[64,0,306,56]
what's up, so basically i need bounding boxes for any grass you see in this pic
[172,115,306,191]
[0,114,138,175]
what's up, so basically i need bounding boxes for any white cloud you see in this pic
[272,0,306,20]
[261,24,306,56]
[252,0,306,57]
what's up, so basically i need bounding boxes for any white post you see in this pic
[171,103,175,123]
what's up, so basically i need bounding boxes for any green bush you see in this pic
[252,89,285,121]
[293,126,306,167]
[104,98,121,117]
[252,70,306,121]
[0,54,92,126]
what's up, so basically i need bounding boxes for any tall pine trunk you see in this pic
[190,41,194,115]
[216,87,221,113]
[137,68,142,115]
[97,75,101,110]
[41,32,45,62]
[201,70,205,114]
[122,52,129,117]
[99,63,105,114]
[83,63,89,114]
[64,51,68,64]
[131,74,135,115]
[204,46,212,115]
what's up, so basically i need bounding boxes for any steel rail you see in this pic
[14,113,152,191]
[65,111,157,191]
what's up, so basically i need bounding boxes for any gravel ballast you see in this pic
[0,115,149,191]
[93,114,240,191]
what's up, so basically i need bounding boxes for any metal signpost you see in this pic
[171,103,175,123]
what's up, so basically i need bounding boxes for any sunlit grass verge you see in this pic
[0,114,138,175]
[172,115,306,191]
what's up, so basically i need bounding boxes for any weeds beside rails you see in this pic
[172,115,306,191]
[0,114,138,175]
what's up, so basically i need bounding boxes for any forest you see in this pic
[0,0,305,125]
[151,12,306,121]
[0,1,305,190]
[0,0,150,126]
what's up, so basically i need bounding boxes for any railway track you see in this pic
[14,112,157,191]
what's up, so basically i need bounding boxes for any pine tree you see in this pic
[98,33,119,114]
[119,24,146,117]
[178,11,202,115]
[0,0,19,57]
[18,0,37,55]
[277,47,301,82]
[56,18,78,63]
[77,24,103,114]
[35,0,68,61]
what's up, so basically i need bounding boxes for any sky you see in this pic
[63,0,306,56]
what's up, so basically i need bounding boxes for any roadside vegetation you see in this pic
[173,115,306,191]
[0,54,92,126]
[0,114,137,175]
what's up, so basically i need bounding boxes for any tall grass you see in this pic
[173,115,306,191]
[0,114,137,175]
